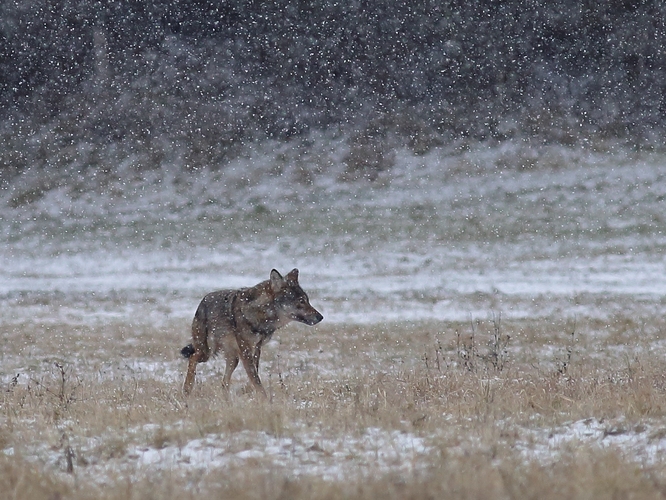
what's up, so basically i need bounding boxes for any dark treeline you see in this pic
[0,0,664,178]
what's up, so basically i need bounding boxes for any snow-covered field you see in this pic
[2,142,666,495]
[3,141,665,325]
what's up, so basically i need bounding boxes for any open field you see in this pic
[4,313,666,499]
[2,143,666,498]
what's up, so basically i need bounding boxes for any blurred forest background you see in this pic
[0,0,664,185]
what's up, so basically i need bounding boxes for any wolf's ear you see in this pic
[270,269,284,292]
[286,268,299,283]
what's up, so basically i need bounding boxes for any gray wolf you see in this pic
[181,268,323,395]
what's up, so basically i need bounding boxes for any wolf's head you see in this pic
[270,268,323,326]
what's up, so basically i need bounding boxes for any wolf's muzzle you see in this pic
[296,311,323,325]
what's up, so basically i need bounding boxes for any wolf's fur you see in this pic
[181,268,323,395]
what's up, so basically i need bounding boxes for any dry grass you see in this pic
[3,313,666,499]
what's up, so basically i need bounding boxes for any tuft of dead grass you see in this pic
[0,454,69,500]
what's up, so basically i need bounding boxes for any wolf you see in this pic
[181,268,323,396]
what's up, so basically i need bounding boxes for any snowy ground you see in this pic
[2,141,666,486]
[8,416,666,487]
[2,141,665,326]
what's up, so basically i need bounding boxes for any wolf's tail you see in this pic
[181,344,195,358]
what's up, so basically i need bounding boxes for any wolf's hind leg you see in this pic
[238,339,267,398]
[222,351,239,389]
[183,351,202,395]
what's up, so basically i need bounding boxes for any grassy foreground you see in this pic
[3,312,666,499]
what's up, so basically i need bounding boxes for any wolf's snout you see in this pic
[298,309,323,325]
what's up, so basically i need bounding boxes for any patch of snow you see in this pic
[128,427,431,481]
[518,418,666,466]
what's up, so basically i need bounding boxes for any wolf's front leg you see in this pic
[253,339,263,373]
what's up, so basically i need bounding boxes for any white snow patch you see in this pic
[128,427,431,481]
[518,418,666,466]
